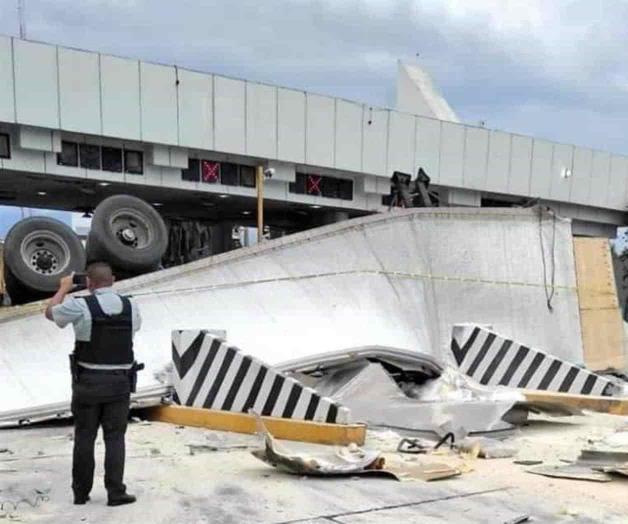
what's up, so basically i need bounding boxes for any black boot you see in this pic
[107,493,136,506]
[74,495,90,505]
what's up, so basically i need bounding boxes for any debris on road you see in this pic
[250,413,392,478]
[526,428,628,483]
[457,436,517,459]
[527,463,613,482]
[251,417,464,483]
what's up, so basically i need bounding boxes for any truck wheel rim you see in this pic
[20,230,71,276]
[109,208,154,250]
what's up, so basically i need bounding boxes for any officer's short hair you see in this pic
[87,262,114,286]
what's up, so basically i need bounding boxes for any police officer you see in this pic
[44,261,141,506]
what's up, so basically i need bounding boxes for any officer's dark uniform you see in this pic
[69,294,136,503]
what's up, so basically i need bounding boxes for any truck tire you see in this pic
[86,195,168,275]
[3,216,86,304]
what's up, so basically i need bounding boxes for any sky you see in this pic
[0,0,627,235]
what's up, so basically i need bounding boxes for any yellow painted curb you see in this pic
[523,390,628,416]
[146,405,367,446]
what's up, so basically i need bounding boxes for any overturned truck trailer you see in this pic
[0,207,584,423]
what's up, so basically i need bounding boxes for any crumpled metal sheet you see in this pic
[0,208,583,422]
[312,360,521,438]
[250,413,392,478]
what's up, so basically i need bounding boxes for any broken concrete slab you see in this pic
[451,324,618,396]
[172,329,349,423]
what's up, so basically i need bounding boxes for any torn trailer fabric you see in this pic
[451,324,619,397]
[171,330,350,424]
[280,347,524,438]
[330,363,520,439]
[1,208,585,423]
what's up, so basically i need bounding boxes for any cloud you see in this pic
[0,0,625,154]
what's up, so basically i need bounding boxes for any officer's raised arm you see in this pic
[44,275,75,321]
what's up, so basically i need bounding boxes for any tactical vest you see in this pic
[74,294,134,365]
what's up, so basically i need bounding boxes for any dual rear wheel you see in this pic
[3,195,168,305]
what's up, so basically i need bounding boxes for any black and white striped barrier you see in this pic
[451,325,617,397]
[172,330,350,423]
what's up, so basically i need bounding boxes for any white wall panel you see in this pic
[177,69,212,150]
[18,126,54,151]
[362,107,388,176]
[214,76,245,154]
[149,144,170,166]
[277,88,305,163]
[3,142,45,172]
[462,126,488,190]
[159,167,181,188]
[589,151,611,208]
[305,94,335,168]
[169,147,188,169]
[100,55,141,140]
[58,48,100,134]
[334,100,362,172]
[569,147,593,205]
[130,163,161,186]
[246,82,277,159]
[0,36,15,122]
[387,111,415,175]
[439,121,464,187]
[361,175,377,194]
[549,143,574,202]
[415,117,441,184]
[529,139,553,198]
[607,155,628,209]
[508,135,532,196]
[13,40,59,128]
[485,130,511,193]
[140,63,178,145]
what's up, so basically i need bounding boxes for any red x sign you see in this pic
[307,174,321,195]
[201,160,220,183]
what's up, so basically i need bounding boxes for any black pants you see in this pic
[71,372,130,500]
